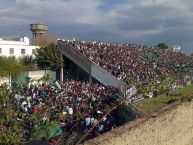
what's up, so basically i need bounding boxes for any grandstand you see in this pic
[57,39,193,99]
[1,38,193,145]
[57,40,127,93]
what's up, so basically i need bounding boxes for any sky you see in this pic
[0,0,193,53]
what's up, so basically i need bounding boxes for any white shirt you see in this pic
[68,107,73,115]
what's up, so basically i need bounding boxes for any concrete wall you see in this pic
[83,101,193,145]
[0,70,56,85]
[91,63,126,92]
[58,40,91,74]
[20,70,55,84]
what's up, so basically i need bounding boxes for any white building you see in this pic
[0,37,39,58]
[173,46,181,52]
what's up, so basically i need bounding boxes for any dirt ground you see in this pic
[82,101,193,145]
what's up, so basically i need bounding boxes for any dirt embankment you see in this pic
[82,101,193,145]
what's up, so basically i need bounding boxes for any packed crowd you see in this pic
[15,80,121,117]
[1,39,193,144]
[1,80,135,144]
[65,40,193,82]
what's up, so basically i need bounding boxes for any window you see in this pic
[10,48,14,54]
[32,49,36,55]
[0,48,2,54]
[21,49,25,55]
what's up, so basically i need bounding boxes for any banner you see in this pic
[55,81,61,90]
[126,86,137,98]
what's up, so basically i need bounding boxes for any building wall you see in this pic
[0,37,39,58]
[0,70,56,85]
[83,101,193,145]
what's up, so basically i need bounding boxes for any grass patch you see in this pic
[136,84,193,114]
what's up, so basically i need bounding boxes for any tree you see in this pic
[19,55,37,71]
[0,56,23,78]
[35,43,63,70]
[157,43,168,49]
[19,55,36,65]
[39,74,51,84]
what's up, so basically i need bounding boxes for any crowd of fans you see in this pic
[16,80,119,111]
[1,39,193,144]
[1,80,135,144]
[65,40,193,82]
[15,80,121,122]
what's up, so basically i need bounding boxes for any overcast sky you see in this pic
[0,0,193,53]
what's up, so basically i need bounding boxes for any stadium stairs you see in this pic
[57,40,127,94]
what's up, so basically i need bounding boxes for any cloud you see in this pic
[0,0,193,53]
[99,0,193,52]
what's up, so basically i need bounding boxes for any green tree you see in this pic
[19,55,37,71]
[39,74,51,84]
[0,56,23,78]
[19,55,36,65]
[157,43,168,49]
[35,43,63,70]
